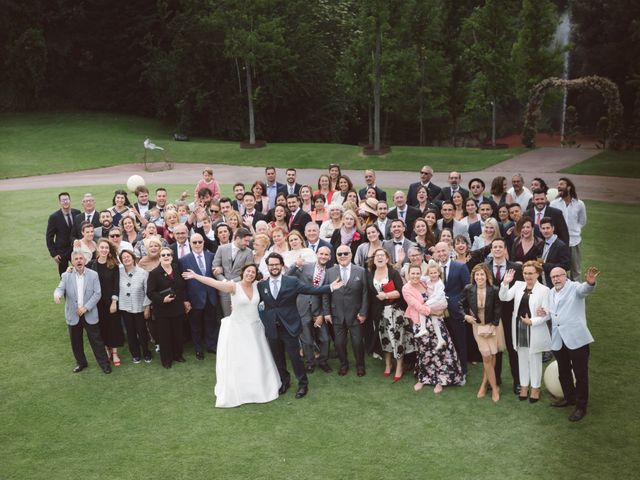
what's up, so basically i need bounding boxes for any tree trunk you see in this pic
[418,50,426,146]
[245,60,255,145]
[368,104,373,145]
[373,18,381,152]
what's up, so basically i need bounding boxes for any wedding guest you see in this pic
[138,236,163,272]
[121,216,139,247]
[499,260,551,402]
[329,209,363,257]
[314,174,334,204]
[331,175,355,205]
[490,176,513,206]
[89,238,124,366]
[511,217,543,264]
[47,192,81,276]
[310,193,329,227]
[253,233,271,279]
[269,204,290,233]
[452,191,466,221]
[354,224,385,268]
[328,164,341,191]
[108,189,133,227]
[282,230,316,268]
[403,262,462,393]
[400,247,428,283]
[299,185,314,213]
[471,218,502,252]
[268,227,290,256]
[367,248,413,382]
[147,247,187,369]
[424,209,440,240]
[54,251,111,374]
[413,185,436,216]
[73,221,97,262]
[251,181,270,214]
[118,250,152,364]
[411,217,437,259]
[460,197,480,229]
[194,167,221,201]
[546,266,599,422]
[460,263,505,402]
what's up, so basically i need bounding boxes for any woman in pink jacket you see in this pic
[403,262,464,393]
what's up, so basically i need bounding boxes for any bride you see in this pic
[182,263,280,408]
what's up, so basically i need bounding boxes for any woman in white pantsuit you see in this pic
[499,260,550,403]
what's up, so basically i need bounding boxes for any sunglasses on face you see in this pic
[160,253,173,258]
[191,240,204,244]
[109,234,121,238]
[336,252,351,257]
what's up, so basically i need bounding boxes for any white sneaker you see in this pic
[372,353,383,360]
[415,328,428,338]
[459,374,467,386]
[155,344,160,353]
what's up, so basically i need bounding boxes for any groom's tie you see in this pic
[271,279,280,298]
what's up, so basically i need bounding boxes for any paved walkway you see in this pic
[1,147,638,204]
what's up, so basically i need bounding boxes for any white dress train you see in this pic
[214,283,280,408]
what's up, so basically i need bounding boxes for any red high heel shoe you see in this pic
[392,372,403,383]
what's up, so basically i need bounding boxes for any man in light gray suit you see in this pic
[382,219,416,271]
[323,245,369,376]
[212,227,254,316]
[287,246,334,374]
[53,251,111,374]
[544,266,599,422]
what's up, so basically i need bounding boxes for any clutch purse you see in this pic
[158,287,175,297]
[382,281,396,293]
[477,324,495,337]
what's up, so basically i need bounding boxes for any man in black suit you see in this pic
[382,219,416,271]
[486,238,522,395]
[283,168,302,196]
[525,189,570,246]
[265,166,287,210]
[46,192,81,276]
[231,182,245,214]
[435,171,469,203]
[358,169,387,202]
[539,218,571,287]
[408,165,441,206]
[73,193,100,238]
[241,192,267,230]
[387,190,421,233]
[286,194,312,235]
[170,224,191,261]
[258,253,342,399]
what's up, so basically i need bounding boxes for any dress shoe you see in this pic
[295,385,308,399]
[196,351,204,361]
[319,363,333,373]
[174,356,186,363]
[392,373,403,383]
[143,354,152,363]
[163,363,172,369]
[569,408,587,422]
[529,388,541,403]
[305,365,315,373]
[356,367,366,377]
[551,398,576,408]
[513,384,521,395]
[279,382,290,395]
[72,365,87,373]
[102,365,112,374]
[338,366,348,376]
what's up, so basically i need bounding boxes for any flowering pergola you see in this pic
[522,75,624,149]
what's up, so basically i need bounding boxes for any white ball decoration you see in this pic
[546,187,559,203]
[543,360,575,398]
[127,175,146,193]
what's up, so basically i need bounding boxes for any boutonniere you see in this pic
[263,288,269,294]
[353,232,361,241]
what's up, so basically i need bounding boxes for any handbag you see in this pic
[477,324,495,337]
[382,281,395,293]
[158,287,175,297]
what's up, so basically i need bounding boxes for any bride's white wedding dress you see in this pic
[214,283,280,408]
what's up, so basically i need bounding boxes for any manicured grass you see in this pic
[0,184,637,479]
[561,150,640,178]
[0,112,525,178]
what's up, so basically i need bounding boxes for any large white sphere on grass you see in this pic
[544,360,575,398]
[546,187,559,203]
[127,175,146,193]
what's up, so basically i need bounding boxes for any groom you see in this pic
[258,252,342,399]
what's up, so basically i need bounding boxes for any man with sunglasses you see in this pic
[407,165,441,207]
[107,226,133,254]
[179,233,219,359]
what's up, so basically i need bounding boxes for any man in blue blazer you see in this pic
[179,234,219,359]
[258,253,342,399]
[54,251,111,374]
[433,241,471,378]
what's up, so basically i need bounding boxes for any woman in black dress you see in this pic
[147,247,187,368]
[89,238,124,365]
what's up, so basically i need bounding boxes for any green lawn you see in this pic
[561,150,640,178]
[0,112,525,178]
[0,184,638,479]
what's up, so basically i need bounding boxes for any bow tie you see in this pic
[394,241,403,245]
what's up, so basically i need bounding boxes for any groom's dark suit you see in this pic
[258,275,332,390]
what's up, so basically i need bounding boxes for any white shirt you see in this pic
[75,270,85,308]
[508,187,533,211]
[83,210,96,223]
[550,197,587,247]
